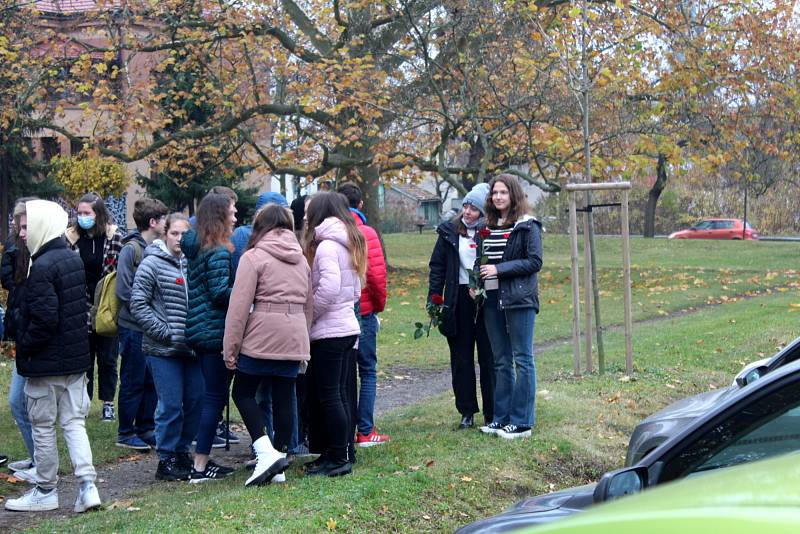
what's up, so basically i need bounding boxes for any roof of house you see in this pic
[36,0,120,14]
[389,183,440,202]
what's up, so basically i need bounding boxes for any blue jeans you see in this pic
[9,367,35,460]
[117,326,157,439]
[483,291,537,428]
[147,355,204,461]
[195,352,231,455]
[356,313,379,434]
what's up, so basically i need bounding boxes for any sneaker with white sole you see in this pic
[12,466,38,484]
[355,429,390,448]
[101,402,115,422]
[5,487,58,512]
[8,458,33,472]
[189,460,235,483]
[74,482,101,513]
[497,424,531,439]
[479,421,505,435]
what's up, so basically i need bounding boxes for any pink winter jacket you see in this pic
[309,217,362,342]
[223,229,313,366]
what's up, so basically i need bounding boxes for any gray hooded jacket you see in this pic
[129,240,194,358]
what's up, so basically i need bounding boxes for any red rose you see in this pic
[175,277,185,285]
[431,294,445,305]
[503,233,510,238]
[478,228,492,238]
[469,243,477,249]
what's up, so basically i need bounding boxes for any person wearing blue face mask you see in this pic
[65,193,125,421]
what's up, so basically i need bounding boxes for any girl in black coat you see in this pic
[428,183,494,429]
[476,174,542,440]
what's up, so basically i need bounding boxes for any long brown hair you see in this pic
[485,174,529,228]
[73,192,113,234]
[196,193,234,252]
[12,197,36,285]
[303,192,367,280]
[246,205,294,251]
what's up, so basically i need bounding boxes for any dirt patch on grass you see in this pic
[0,440,253,532]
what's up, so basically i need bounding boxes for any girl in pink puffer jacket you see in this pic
[302,192,366,478]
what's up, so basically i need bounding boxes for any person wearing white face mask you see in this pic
[65,192,124,421]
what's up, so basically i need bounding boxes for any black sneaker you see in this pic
[497,424,532,440]
[102,403,115,422]
[480,421,504,435]
[176,452,193,472]
[189,460,235,483]
[307,460,352,478]
[216,421,241,444]
[156,457,191,481]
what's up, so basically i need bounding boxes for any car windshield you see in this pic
[662,376,800,481]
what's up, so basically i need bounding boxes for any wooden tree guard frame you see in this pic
[566,182,633,376]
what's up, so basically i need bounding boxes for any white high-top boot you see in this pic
[245,436,289,487]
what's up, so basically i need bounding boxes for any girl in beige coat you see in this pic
[223,205,313,486]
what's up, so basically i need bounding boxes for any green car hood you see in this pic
[526,453,800,534]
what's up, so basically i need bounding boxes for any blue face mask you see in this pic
[77,216,96,230]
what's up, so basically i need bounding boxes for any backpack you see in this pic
[92,241,143,337]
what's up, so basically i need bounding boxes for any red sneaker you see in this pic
[355,428,391,447]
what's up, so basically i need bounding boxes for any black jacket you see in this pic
[16,237,91,378]
[1,237,19,340]
[475,217,543,312]
[428,220,465,337]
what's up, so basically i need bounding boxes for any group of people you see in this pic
[0,182,391,512]
[0,173,541,514]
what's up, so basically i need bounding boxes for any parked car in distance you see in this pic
[668,218,758,240]
[516,452,800,534]
[455,357,800,533]
[626,335,800,466]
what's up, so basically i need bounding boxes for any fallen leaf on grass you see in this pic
[0,473,20,483]
[326,517,337,530]
[665,383,676,389]
[106,499,134,510]
[422,514,431,520]
[460,476,473,482]
[425,460,435,468]
[607,392,621,404]
[618,375,632,383]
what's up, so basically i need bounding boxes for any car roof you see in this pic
[529,453,800,533]
[641,358,800,466]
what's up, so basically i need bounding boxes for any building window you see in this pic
[41,137,61,161]
[70,137,88,156]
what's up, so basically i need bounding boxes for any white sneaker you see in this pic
[12,466,39,485]
[8,458,33,472]
[5,487,59,512]
[271,472,286,484]
[245,436,289,487]
[74,482,101,513]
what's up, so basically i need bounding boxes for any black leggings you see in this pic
[306,336,357,463]
[232,371,295,452]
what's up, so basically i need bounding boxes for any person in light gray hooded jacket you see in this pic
[130,213,202,482]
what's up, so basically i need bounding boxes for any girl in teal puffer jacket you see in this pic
[181,193,237,483]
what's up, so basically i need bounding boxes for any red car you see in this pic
[669,218,759,240]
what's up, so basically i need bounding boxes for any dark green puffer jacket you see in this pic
[181,228,232,353]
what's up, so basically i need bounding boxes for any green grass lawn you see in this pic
[1,232,799,532]
[378,232,800,369]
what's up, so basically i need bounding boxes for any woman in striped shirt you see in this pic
[475,174,543,439]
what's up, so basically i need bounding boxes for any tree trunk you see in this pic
[0,151,10,243]
[643,153,668,238]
